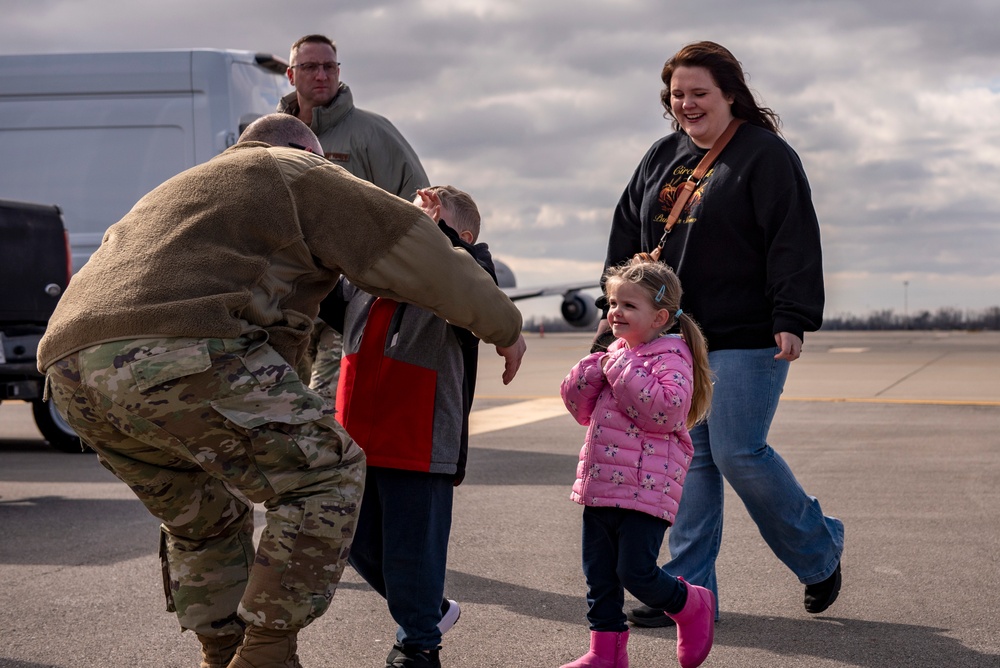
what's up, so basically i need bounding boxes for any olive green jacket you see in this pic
[38,143,521,369]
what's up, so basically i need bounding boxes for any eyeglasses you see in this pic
[292,62,339,75]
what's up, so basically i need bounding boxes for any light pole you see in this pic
[903,280,909,329]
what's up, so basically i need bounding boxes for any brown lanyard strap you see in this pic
[650,118,746,262]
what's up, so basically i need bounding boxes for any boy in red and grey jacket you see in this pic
[320,186,495,668]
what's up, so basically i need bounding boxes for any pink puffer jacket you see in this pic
[561,335,695,523]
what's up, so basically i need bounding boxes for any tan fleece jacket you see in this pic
[38,143,521,369]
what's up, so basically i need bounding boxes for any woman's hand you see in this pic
[774,332,803,362]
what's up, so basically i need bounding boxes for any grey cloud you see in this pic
[1,0,997,313]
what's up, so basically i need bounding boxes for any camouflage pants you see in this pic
[308,320,342,408]
[45,336,365,637]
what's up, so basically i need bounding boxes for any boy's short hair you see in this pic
[429,185,481,243]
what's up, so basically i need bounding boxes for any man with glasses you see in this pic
[278,34,430,418]
[279,33,428,210]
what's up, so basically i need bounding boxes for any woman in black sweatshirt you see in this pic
[597,40,844,631]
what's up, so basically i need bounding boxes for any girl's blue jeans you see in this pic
[665,346,845,612]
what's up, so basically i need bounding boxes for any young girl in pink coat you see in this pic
[559,256,715,668]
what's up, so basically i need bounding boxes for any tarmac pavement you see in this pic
[1,330,998,667]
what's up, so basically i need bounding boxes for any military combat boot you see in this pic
[226,626,302,668]
[197,631,244,668]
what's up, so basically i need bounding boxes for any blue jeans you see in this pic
[665,347,844,611]
[347,467,454,650]
[582,506,687,632]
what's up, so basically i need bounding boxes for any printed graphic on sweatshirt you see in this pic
[654,164,717,226]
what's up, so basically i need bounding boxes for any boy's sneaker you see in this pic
[438,598,461,634]
[385,644,441,668]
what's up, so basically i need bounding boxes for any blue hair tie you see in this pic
[655,285,666,302]
[675,308,684,319]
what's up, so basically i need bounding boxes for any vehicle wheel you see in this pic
[31,399,89,453]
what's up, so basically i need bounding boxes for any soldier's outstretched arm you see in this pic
[276,151,524,374]
[289,163,518,343]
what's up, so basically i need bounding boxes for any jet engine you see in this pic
[560,291,600,328]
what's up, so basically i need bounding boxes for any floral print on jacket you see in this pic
[560,334,695,523]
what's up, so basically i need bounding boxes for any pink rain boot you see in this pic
[665,578,715,668]
[559,629,629,668]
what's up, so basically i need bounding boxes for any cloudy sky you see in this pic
[3,0,999,321]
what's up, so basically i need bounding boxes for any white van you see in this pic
[0,49,291,271]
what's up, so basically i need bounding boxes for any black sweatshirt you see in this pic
[604,123,824,350]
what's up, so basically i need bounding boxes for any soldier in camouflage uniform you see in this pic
[38,114,526,668]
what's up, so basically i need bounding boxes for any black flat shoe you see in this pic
[804,562,842,614]
[626,603,676,628]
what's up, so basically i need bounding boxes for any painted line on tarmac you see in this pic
[472,396,1000,434]
[469,397,567,436]
[783,397,1000,407]
[473,394,1000,438]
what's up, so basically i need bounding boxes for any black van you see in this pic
[0,198,85,452]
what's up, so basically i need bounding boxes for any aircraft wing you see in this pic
[502,282,600,301]
[491,259,601,327]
